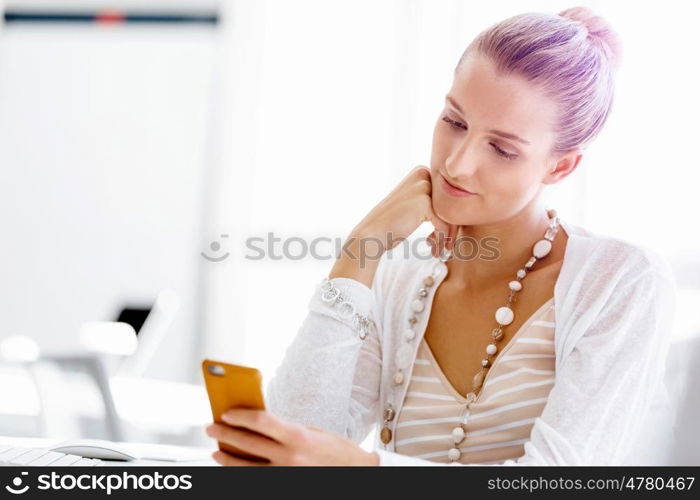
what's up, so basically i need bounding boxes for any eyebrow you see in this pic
[445,94,531,145]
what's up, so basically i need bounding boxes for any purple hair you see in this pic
[456,6,623,155]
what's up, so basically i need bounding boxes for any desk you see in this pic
[0,436,219,466]
[0,365,213,442]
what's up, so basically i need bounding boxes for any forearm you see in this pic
[328,229,384,288]
[265,277,375,436]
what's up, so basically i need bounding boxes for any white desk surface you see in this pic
[0,435,219,466]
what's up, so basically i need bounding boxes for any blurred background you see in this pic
[0,0,697,464]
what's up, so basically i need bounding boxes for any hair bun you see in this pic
[558,6,622,69]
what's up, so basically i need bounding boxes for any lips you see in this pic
[441,174,475,194]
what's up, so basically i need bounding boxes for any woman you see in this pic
[205,6,677,466]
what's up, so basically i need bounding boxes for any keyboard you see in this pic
[0,446,101,466]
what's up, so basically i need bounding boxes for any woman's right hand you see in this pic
[328,165,457,287]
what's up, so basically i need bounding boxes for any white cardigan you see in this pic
[265,218,678,466]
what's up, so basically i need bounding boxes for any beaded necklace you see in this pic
[379,209,561,463]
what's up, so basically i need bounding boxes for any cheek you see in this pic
[431,124,457,156]
[481,167,536,201]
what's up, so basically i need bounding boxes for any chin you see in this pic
[432,192,479,225]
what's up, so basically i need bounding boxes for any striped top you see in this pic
[394,296,556,464]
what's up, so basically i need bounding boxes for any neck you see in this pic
[445,203,554,292]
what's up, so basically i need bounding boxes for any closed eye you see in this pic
[441,116,518,160]
[442,116,467,131]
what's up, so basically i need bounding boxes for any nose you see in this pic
[445,134,479,180]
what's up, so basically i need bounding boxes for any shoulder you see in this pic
[559,222,677,345]
[562,219,675,287]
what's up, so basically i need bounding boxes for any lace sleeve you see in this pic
[265,265,386,443]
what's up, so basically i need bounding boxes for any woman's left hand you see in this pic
[205,408,380,466]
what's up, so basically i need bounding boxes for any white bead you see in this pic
[403,328,415,341]
[481,358,489,367]
[508,280,522,292]
[411,299,424,312]
[461,410,471,423]
[448,447,461,461]
[393,371,404,384]
[395,343,414,369]
[486,343,497,355]
[516,269,526,279]
[495,306,514,325]
[451,426,465,443]
[533,239,552,259]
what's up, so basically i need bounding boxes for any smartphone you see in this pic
[201,358,271,463]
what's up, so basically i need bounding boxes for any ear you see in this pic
[543,148,582,185]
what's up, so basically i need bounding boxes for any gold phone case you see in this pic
[201,358,270,463]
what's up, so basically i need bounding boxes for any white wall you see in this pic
[0,11,217,383]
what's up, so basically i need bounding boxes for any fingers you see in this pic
[448,223,458,250]
[211,450,270,467]
[417,165,432,178]
[427,226,456,259]
[385,164,431,201]
[399,165,431,190]
[220,408,296,445]
[425,202,451,257]
[411,164,431,180]
[429,214,450,238]
[426,232,438,258]
[206,422,283,462]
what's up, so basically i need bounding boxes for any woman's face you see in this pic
[430,53,572,225]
